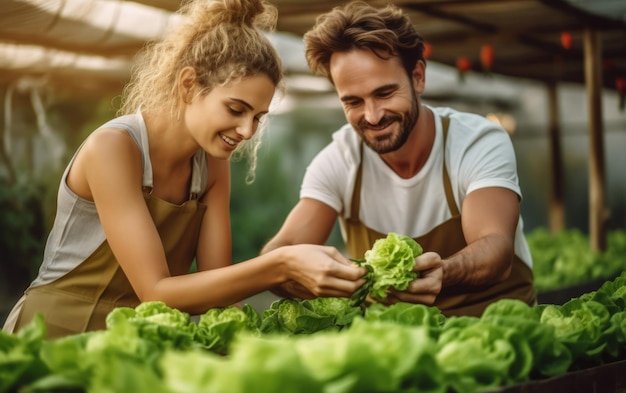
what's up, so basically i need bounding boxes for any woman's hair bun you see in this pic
[185,0,277,32]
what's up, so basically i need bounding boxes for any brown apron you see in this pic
[340,116,536,317]
[9,192,206,339]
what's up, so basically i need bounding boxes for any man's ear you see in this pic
[412,60,426,93]
[178,66,196,103]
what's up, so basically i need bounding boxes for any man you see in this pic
[262,1,536,317]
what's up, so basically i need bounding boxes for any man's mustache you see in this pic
[359,115,402,129]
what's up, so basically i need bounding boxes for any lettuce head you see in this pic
[361,232,423,301]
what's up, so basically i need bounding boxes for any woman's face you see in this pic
[184,74,276,160]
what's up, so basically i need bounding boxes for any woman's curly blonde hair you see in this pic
[119,0,284,182]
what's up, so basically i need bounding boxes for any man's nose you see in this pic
[363,100,383,125]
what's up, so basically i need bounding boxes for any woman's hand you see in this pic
[280,244,368,299]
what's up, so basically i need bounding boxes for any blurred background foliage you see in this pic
[0,177,45,294]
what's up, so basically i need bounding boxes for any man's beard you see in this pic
[356,90,420,154]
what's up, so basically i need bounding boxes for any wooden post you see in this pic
[583,28,607,252]
[547,81,565,233]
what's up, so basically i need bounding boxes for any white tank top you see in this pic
[28,111,208,288]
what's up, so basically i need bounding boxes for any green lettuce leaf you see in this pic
[355,232,423,302]
[195,304,261,354]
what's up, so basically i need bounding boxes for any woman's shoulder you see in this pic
[76,118,145,183]
[82,113,145,161]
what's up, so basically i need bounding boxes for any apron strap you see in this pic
[189,149,207,201]
[348,142,364,221]
[136,110,155,191]
[441,116,460,217]
[137,110,204,201]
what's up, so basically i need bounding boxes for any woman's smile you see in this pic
[219,132,237,148]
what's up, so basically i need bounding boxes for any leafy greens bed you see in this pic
[3,230,626,393]
[528,228,626,292]
[3,271,626,393]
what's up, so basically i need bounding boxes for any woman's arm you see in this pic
[70,130,365,315]
[260,198,341,299]
[152,244,365,314]
[74,128,174,300]
[195,156,232,272]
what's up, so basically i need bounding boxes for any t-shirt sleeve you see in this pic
[453,117,522,200]
[300,142,347,213]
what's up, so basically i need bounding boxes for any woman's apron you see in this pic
[340,117,536,317]
[5,139,207,339]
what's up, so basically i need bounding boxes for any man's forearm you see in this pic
[442,234,514,288]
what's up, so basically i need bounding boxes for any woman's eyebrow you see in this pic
[229,97,254,110]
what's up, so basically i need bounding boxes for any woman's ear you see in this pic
[178,67,196,103]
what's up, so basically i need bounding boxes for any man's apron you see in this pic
[340,117,536,317]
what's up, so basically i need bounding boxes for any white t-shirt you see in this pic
[300,106,533,268]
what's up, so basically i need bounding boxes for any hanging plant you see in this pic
[560,31,572,50]
[456,56,472,82]
[480,44,494,74]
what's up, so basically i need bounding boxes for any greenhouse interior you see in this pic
[1,0,626,392]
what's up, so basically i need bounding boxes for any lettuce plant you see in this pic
[352,232,423,304]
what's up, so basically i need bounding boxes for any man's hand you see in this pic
[383,252,443,305]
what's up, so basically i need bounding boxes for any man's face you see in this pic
[329,49,424,154]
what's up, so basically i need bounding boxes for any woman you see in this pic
[3,0,366,339]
